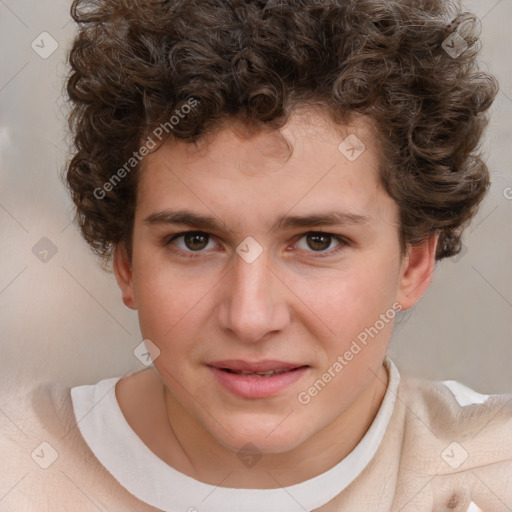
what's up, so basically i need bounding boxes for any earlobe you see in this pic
[396,231,439,311]
[112,244,137,310]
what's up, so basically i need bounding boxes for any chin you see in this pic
[214,423,307,456]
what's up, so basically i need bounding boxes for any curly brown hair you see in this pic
[64,0,498,267]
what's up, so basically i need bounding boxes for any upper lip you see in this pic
[207,360,308,372]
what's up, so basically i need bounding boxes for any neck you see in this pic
[160,363,389,489]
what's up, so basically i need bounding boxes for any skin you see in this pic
[113,108,438,489]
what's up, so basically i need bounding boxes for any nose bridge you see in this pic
[222,246,286,342]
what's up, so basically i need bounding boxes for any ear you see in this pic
[396,231,439,311]
[112,244,137,310]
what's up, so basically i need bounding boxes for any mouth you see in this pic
[207,359,309,375]
[215,366,309,377]
[206,360,310,398]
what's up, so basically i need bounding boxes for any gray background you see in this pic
[1,0,511,392]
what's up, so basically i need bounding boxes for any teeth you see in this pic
[226,368,291,377]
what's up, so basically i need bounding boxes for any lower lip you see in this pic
[208,366,309,399]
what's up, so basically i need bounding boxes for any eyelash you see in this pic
[162,230,350,260]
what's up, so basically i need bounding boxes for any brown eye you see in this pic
[306,233,332,251]
[183,232,209,251]
[294,231,349,257]
[166,231,216,253]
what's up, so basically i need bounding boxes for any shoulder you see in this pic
[398,372,512,431]
[0,379,72,509]
[0,377,159,511]
[398,373,512,445]
[0,378,68,456]
[395,372,512,510]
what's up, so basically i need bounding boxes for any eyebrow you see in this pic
[143,208,371,232]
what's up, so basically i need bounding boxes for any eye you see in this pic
[164,231,217,256]
[163,230,350,260]
[294,231,349,257]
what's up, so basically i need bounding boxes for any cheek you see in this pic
[292,263,398,334]
[132,261,201,344]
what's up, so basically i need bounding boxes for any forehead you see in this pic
[135,109,393,228]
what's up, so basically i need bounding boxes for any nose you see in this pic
[218,247,290,343]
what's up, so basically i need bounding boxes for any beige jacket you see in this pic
[1,369,511,512]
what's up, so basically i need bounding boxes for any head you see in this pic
[65,0,497,454]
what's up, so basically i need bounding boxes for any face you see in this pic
[114,109,436,456]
